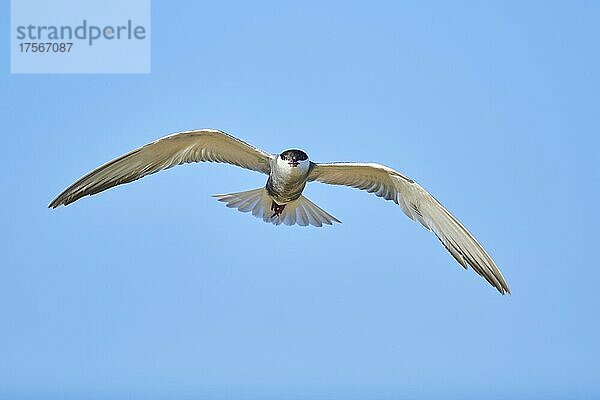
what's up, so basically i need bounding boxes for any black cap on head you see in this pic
[280,149,308,161]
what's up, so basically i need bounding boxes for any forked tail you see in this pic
[212,187,340,227]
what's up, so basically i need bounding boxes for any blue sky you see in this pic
[1,1,599,398]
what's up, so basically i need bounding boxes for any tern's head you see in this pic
[278,149,309,168]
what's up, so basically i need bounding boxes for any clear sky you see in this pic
[1,1,599,399]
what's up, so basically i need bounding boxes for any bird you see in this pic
[49,129,510,294]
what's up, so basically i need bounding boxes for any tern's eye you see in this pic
[280,154,286,160]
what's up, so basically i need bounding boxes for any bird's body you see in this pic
[50,129,510,294]
[266,150,311,204]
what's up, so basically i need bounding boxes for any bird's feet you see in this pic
[271,201,286,218]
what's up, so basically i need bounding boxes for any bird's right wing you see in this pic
[308,162,510,294]
[50,129,274,208]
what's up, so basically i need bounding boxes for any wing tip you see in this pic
[499,284,512,296]
[49,193,80,209]
[49,194,72,208]
[48,199,62,209]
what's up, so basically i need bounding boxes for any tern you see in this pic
[50,129,510,294]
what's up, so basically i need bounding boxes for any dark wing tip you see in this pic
[49,192,79,209]
[48,198,62,209]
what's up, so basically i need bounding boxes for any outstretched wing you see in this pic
[49,129,273,208]
[308,162,510,294]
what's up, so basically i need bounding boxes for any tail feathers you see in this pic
[212,188,341,227]
[285,194,341,227]
[213,188,272,223]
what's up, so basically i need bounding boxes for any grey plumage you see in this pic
[49,129,273,208]
[308,162,509,294]
[50,129,510,294]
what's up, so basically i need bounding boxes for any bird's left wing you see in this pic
[308,162,510,294]
[49,129,274,208]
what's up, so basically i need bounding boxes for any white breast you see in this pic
[274,156,310,178]
[267,156,312,203]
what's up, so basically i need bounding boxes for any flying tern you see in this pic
[50,129,510,294]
